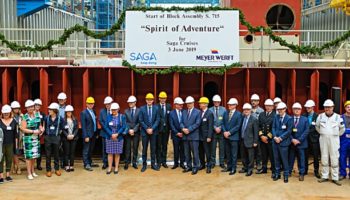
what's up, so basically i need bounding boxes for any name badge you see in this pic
[6,126,12,130]
[203,118,207,122]
[219,116,223,120]
[292,128,297,132]
[109,122,113,126]
[65,125,69,129]
[167,111,170,114]
[311,122,316,125]
[282,125,286,129]
[0,138,2,141]
[39,115,43,119]
[50,126,55,130]
[346,134,350,138]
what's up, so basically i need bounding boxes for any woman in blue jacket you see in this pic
[104,102,126,174]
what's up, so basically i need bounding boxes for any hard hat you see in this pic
[158,91,167,98]
[227,98,238,105]
[212,95,222,102]
[174,97,184,105]
[25,100,35,108]
[103,96,113,104]
[34,99,42,105]
[198,97,209,104]
[242,103,252,110]
[57,92,67,100]
[273,97,282,104]
[110,102,120,110]
[145,93,154,100]
[1,105,12,114]
[48,102,59,110]
[344,100,350,108]
[304,100,316,108]
[292,102,302,109]
[185,96,195,103]
[276,102,287,110]
[65,105,74,112]
[264,99,274,106]
[323,99,334,107]
[86,97,95,104]
[127,95,137,103]
[251,94,260,100]
[10,101,21,109]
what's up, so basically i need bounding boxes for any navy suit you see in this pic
[169,109,185,166]
[156,103,172,165]
[180,108,201,169]
[289,115,309,175]
[222,110,243,171]
[139,105,160,166]
[199,109,214,168]
[99,108,109,167]
[80,109,98,168]
[272,114,293,177]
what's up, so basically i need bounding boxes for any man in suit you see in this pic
[289,102,309,181]
[303,100,320,178]
[169,97,186,170]
[124,95,140,170]
[181,96,201,175]
[239,103,259,176]
[257,99,276,175]
[272,102,293,183]
[209,95,226,169]
[99,96,113,170]
[222,98,242,175]
[139,93,160,172]
[198,97,214,174]
[156,91,172,168]
[251,94,264,172]
[81,97,98,171]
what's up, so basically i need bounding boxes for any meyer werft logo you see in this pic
[196,50,234,62]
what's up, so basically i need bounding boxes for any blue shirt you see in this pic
[87,109,97,132]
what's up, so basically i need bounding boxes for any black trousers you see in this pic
[142,134,157,165]
[124,133,140,165]
[240,141,254,172]
[172,136,185,165]
[254,142,262,170]
[156,129,170,165]
[260,140,275,173]
[305,142,320,174]
[199,140,212,168]
[45,135,60,172]
[225,140,239,171]
[62,138,78,167]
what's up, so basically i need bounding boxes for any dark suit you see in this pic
[240,115,259,173]
[99,108,109,167]
[289,115,309,175]
[139,105,160,166]
[272,114,293,177]
[180,108,201,169]
[169,109,185,166]
[62,118,79,167]
[303,112,320,175]
[222,110,242,171]
[124,107,140,165]
[156,103,172,165]
[80,109,98,167]
[258,111,276,173]
[199,109,214,168]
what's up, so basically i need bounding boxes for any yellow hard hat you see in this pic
[198,97,209,104]
[86,97,95,104]
[344,100,350,107]
[145,93,154,100]
[158,91,167,98]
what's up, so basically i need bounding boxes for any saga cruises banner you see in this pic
[125,10,239,67]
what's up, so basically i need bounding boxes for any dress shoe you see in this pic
[239,169,246,173]
[151,165,160,171]
[246,171,253,176]
[221,168,229,172]
[273,174,281,181]
[55,170,61,176]
[318,178,329,183]
[171,165,179,170]
[141,165,147,172]
[91,163,99,168]
[114,171,119,175]
[162,163,168,168]
[220,164,226,169]
[211,165,215,169]
[132,164,138,169]
[299,175,304,181]
[229,170,236,175]
[339,175,345,181]
[102,164,108,170]
[180,164,186,170]
[191,169,198,175]
[183,168,192,173]
[256,169,267,174]
[37,166,43,171]
[314,172,321,179]
[85,166,93,171]
[284,176,288,183]
[124,165,129,170]
[46,172,52,177]
[206,168,211,174]
[106,171,111,175]
[332,180,342,186]
[70,168,75,172]
[199,166,206,170]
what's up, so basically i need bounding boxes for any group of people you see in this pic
[0,91,348,187]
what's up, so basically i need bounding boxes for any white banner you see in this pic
[125,10,239,67]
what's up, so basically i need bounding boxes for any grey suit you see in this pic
[124,107,140,165]
[209,106,226,166]
[240,115,259,173]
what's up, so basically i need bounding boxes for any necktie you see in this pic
[216,107,219,118]
[178,110,182,123]
[202,110,205,118]
[162,104,166,116]
[131,109,134,118]
[148,107,152,124]
[187,109,191,119]
[280,117,283,123]
[294,117,299,126]
[242,117,248,138]
[229,111,233,121]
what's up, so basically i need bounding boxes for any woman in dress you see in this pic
[11,101,22,175]
[103,103,126,174]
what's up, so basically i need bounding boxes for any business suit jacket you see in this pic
[199,109,214,141]
[99,108,109,139]
[62,118,79,140]
[139,105,160,136]
[291,115,309,149]
[80,109,98,139]
[124,107,140,134]
[258,111,276,141]
[241,115,259,148]
[272,114,293,147]
[180,108,201,141]
[222,110,243,141]
[302,112,319,143]
[103,114,127,141]
[209,106,226,129]
[156,103,172,132]
[169,109,184,140]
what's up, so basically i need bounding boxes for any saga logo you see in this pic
[130,52,157,61]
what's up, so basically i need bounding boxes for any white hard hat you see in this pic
[292,102,302,109]
[1,105,12,113]
[10,101,21,109]
[212,95,222,102]
[104,96,113,104]
[185,96,195,103]
[34,99,42,105]
[227,98,238,105]
[276,102,287,110]
[25,100,35,108]
[273,97,282,104]
[251,94,260,100]
[242,103,252,110]
[304,100,315,108]
[127,95,137,103]
[174,97,184,105]
[110,102,120,110]
[48,102,59,110]
[323,99,334,107]
[264,99,274,106]
[65,105,74,112]
[57,92,67,100]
